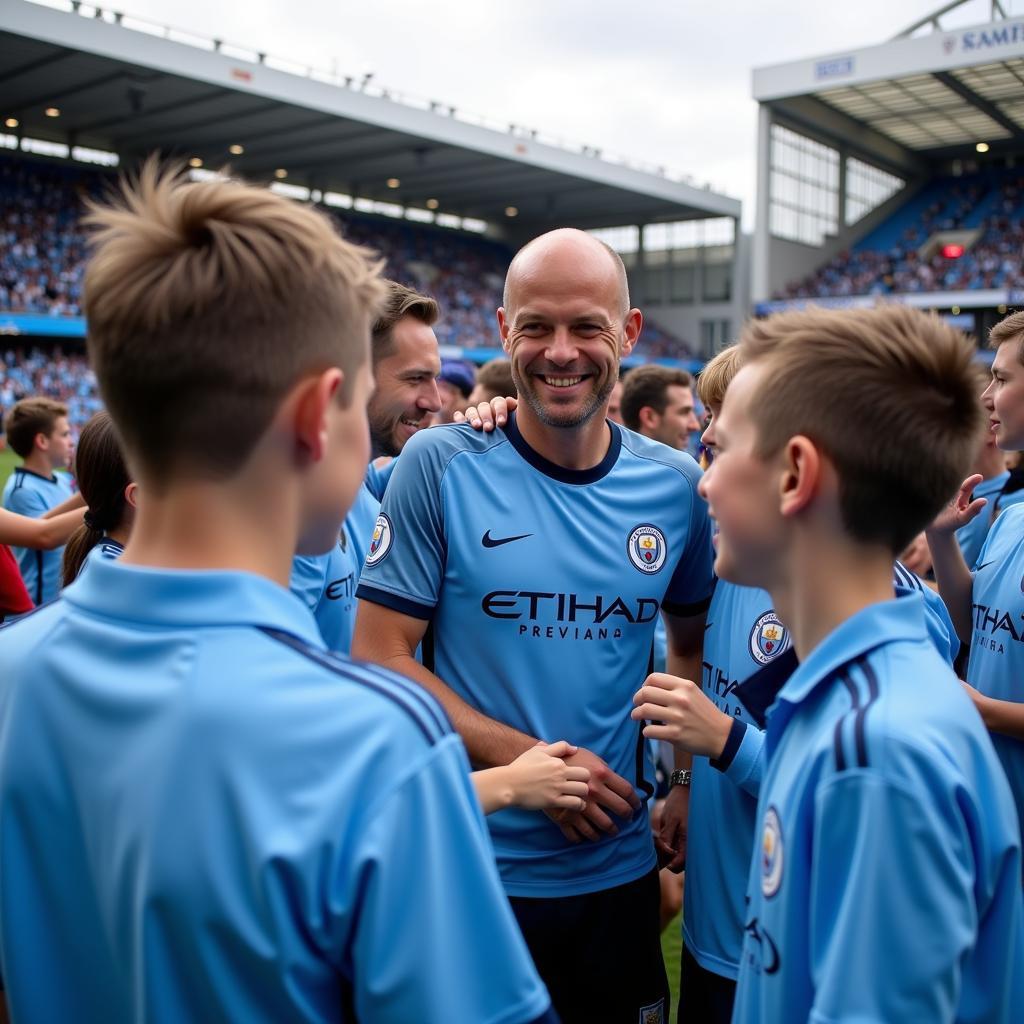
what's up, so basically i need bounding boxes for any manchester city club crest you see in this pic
[364,513,394,567]
[761,806,784,899]
[749,611,790,665]
[627,524,668,574]
[637,998,665,1024]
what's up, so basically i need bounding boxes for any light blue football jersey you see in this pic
[290,483,380,653]
[684,563,957,983]
[683,580,786,981]
[956,471,1024,572]
[0,558,553,1024]
[732,598,1023,1024]
[2,466,73,604]
[357,414,715,897]
[967,501,1024,849]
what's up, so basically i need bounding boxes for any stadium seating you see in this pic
[777,169,1024,299]
[0,154,695,358]
[0,346,102,430]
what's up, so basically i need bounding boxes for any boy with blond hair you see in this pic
[2,396,74,603]
[0,166,555,1024]
[929,308,1024,848]
[645,307,1021,1022]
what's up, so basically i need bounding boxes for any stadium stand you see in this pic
[0,154,696,358]
[0,347,101,431]
[777,170,1024,300]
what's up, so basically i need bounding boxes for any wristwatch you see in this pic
[669,769,692,788]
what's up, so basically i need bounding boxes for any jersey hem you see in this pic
[499,849,655,899]
[481,989,552,1024]
[681,931,740,981]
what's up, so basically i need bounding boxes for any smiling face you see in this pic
[367,314,442,456]
[982,340,1024,452]
[649,385,701,450]
[498,232,639,431]
[698,363,785,589]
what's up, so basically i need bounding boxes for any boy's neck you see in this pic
[770,539,895,662]
[22,452,54,478]
[120,479,299,588]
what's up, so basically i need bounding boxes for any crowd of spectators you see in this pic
[777,174,1024,300]
[0,347,102,431]
[0,154,695,358]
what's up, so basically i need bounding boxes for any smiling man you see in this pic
[353,228,715,1024]
[367,283,442,458]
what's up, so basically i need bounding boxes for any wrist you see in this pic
[712,710,733,759]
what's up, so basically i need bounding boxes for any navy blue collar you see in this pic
[503,411,622,485]
[15,466,58,484]
[734,648,800,729]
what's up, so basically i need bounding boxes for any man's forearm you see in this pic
[370,651,538,767]
[927,530,974,640]
[666,645,699,772]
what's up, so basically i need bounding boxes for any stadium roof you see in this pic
[752,5,1024,164]
[0,0,740,231]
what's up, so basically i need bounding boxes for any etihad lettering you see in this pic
[971,602,1024,643]
[482,590,660,625]
[702,661,748,719]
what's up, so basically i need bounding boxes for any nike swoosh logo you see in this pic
[976,560,995,573]
[482,530,532,548]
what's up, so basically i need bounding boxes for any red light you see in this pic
[942,244,965,259]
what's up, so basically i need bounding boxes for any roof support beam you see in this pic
[932,70,1024,141]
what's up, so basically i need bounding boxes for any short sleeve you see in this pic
[356,433,448,620]
[338,737,552,1024]
[4,484,46,518]
[662,471,715,616]
[809,772,975,1022]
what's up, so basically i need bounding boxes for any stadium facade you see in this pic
[751,0,1024,342]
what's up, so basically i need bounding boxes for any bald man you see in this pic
[354,229,715,1024]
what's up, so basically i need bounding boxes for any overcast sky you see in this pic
[105,0,1024,229]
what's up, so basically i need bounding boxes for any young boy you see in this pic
[645,307,1021,1022]
[0,166,555,1024]
[929,309,1024,848]
[634,342,962,1024]
[2,396,74,603]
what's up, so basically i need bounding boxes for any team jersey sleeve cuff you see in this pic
[711,720,764,798]
[661,592,713,617]
[355,583,435,620]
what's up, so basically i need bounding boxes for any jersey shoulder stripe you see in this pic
[257,626,451,743]
[833,657,880,772]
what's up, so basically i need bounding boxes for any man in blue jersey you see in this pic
[354,228,715,1024]
[0,166,555,1024]
[929,308,1024,849]
[290,281,441,653]
[681,305,1023,1023]
[2,396,74,604]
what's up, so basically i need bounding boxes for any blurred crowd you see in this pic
[0,347,102,431]
[0,155,694,357]
[779,174,1024,300]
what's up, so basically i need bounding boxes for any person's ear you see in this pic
[620,309,643,358]
[124,481,139,510]
[638,405,660,433]
[35,431,49,453]
[292,368,344,465]
[779,436,820,518]
[497,308,511,353]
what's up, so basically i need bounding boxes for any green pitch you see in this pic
[662,911,682,1009]
[0,448,18,494]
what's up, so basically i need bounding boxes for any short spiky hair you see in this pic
[83,161,386,488]
[371,281,439,362]
[4,398,69,458]
[739,305,982,554]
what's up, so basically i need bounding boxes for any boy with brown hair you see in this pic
[0,165,555,1024]
[653,307,1021,1022]
[2,395,74,603]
